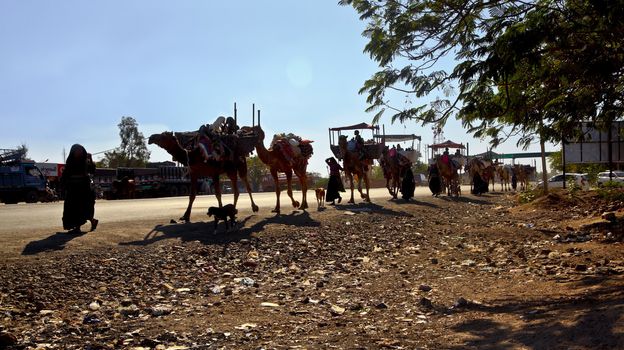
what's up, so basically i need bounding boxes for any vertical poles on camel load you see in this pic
[234,102,237,125]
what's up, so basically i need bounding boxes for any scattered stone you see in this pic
[330,305,346,315]
[0,332,18,347]
[89,301,101,311]
[419,284,432,292]
[575,264,588,272]
[419,297,433,309]
[602,212,616,222]
[375,302,388,309]
[150,305,173,316]
[260,302,280,308]
[453,297,469,308]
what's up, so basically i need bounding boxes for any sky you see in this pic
[1,1,553,175]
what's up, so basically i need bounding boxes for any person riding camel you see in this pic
[198,124,225,162]
[353,130,365,160]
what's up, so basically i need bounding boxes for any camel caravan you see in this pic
[425,141,537,197]
[148,110,537,225]
[149,108,314,221]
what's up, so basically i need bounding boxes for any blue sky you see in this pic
[1,1,550,175]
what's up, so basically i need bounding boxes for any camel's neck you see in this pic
[163,142,189,166]
[255,139,272,165]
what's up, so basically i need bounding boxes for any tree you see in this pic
[101,117,151,168]
[247,155,270,192]
[16,144,28,159]
[341,0,624,194]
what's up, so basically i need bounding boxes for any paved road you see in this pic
[0,185,476,258]
[1,186,459,233]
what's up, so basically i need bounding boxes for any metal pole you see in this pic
[258,110,261,126]
[234,102,237,125]
[252,103,255,127]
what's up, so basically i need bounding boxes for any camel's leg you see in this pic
[284,170,300,209]
[213,176,223,207]
[295,169,308,210]
[228,172,240,207]
[364,173,371,202]
[347,173,355,203]
[239,173,259,212]
[181,173,199,222]
[357,174,365,199]
[238,161,259,212]
[270,169,281,214]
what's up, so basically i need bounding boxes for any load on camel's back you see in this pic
[270,133,314,166]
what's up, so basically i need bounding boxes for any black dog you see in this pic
[207,204,238,231]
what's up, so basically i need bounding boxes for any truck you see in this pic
[94,165,212,199]
[0,149,49,204]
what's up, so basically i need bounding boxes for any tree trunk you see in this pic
[540,134,548,195]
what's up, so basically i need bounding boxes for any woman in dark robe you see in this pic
[61,144,98,233]
[428,164,442,196]
[400,167,415,201]
[325,157,345,205]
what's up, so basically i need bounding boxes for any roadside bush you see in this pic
[596,181,624,202]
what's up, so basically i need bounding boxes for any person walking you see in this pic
[325,157,345,205]
[61,144,98,233]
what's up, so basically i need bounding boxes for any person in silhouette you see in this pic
[61,144,98,233]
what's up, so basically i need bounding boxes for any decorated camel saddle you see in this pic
[172,117,258,162]
[270,133,314,165]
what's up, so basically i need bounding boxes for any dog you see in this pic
[207,204,238,231]
[315,188,325,210]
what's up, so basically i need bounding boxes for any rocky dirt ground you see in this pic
[1,189,623,349]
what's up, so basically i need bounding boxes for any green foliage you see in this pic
[101,116,151,168]
[518,187,539,204]
[370,165,385,180]
[596,181,624,202]
[246,155,269,192]
[341,0,624,151]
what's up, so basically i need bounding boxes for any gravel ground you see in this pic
[1,189,623,349]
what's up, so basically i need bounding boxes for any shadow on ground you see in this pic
[22,231,86,255]
[446,277,624,349]
[120,210,320,247]
[333,202,416,217]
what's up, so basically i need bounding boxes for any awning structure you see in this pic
[329,122,379,131]
[428,140,466,150]
[373,134,421,142]
[472,150,500,159]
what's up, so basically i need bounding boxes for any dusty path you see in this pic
[1,188,622,349]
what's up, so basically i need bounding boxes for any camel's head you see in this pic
[251,125,265,142]
[338,135,348,149]
[148,132,173,146]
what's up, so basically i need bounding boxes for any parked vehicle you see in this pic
[537,173,588,189]
[0,149,49,204]
[94,166,210,199]
[597,171,624,186]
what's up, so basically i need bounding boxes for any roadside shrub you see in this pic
[519,187,540,203]
[596,181,624,202]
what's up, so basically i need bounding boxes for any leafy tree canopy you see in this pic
[340,0,624,149]
[101,116,151,168]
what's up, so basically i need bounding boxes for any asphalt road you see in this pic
[0,186,472,259]
[1,186,454,232]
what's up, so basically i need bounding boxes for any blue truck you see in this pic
[0,149,49,204]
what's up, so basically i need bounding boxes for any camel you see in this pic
[148,131,259,222]
[514,164,535,191]
[252,125,313,214]
[496,164,513,191]
[435,155,460,197]
[467,157,496,194]
[338,135,374,203]
[379,146,411,199]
